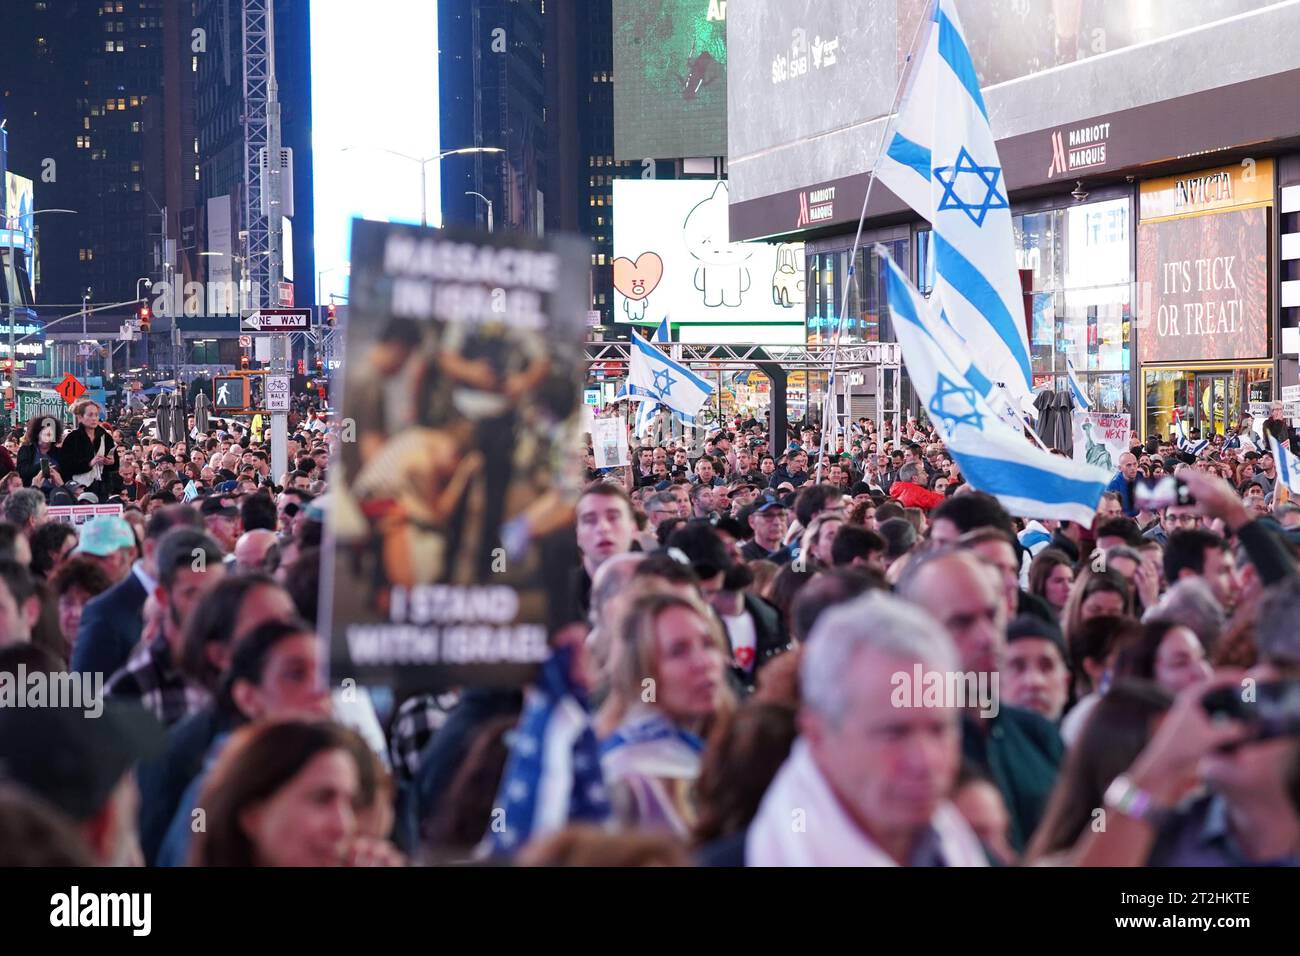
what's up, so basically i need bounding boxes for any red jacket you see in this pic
[888,480,946,511]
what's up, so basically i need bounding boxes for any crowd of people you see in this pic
[2,391,1299,868]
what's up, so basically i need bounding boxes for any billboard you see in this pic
[1136,206,1268,364]
[613,0,728,161]
[612,179,805,328]
[309,0,441,304]
[3,172,36,297]
[727,0,1293,237]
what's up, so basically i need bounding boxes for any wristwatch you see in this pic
[1103,774,1172,828]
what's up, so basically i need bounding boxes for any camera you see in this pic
[1202,681,1300,741]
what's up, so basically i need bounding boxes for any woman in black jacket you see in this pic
[17,414,66,492]
[58,398,118,500]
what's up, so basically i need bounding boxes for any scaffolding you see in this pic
[584,340,904,450]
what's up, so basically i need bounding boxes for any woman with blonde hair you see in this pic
[599,590,734,838]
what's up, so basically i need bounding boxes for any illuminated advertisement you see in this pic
[613,0,728,161]
[1136,206,1269,364]
[3,172,36,298]
[309,1,440,304]
[613,179,805,331]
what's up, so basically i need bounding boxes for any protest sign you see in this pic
[46,503,124,527]
[327,221,590,696]
[591,416,630,468]
[1072,411,1129,472]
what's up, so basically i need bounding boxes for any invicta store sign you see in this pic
[1047,122,1111,178]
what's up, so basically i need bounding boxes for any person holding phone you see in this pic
[17,414,65,493]
[58,399,119,501]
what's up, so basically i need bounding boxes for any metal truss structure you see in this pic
[583,340,902,371]
[241,0,271,308]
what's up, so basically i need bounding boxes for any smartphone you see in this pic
[1202,681,1300,740]
[41,460,50,479]
[1135,475,1195,510]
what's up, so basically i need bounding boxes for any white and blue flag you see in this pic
[1066,358,1092,411]
[632,319,671,437]
[1172,409,1209,457]
[881,248,1109,525]
[618,331,714,425]
[877,0,1035,417]
[1268,433,1300,503]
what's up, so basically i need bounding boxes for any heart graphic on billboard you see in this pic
[612,252,664,301]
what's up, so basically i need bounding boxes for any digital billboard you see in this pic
[613,0,728,161]
[309,1,441,304]
[1136,206,1268,364]
[3,172,36,298]
[612,179,804,331]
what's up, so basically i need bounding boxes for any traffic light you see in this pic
[326,303,336,326]
[315,355,323,372]
[297,359,305,375]
[138,304,151,333]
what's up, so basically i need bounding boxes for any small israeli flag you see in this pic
[1172,410,1209,456]
[1066,358,1092,411]
[617,331,714,425]
[877,0,1036,418]
[881,247,1109,526]
[1268,433,1300,503]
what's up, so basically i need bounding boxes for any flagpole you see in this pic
[816,1,936,482]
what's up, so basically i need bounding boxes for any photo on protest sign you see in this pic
[590,416,629,469]
[1072,411,1130,472]
[325,221,591,696]
[46,503,124,527]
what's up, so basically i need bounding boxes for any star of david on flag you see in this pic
[879,244,1110,526]
[934,147,1007,227]
[615,330,714,425]
[876,0,1036,418]
[929,373,984,433]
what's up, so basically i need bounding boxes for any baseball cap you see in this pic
[0,701,165,821]
[753,498,786,514]
[199,496,239,518]
[73,515,136,556]
[76,492,99,504]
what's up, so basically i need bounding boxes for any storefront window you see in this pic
[806,240,906,346]
[1143,367,1272,439]
[805,239,907,419]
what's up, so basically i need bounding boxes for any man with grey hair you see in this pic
[1142,576,1225,652]
[745,591,987,866]
[2,488,47,540]
[896,549,1063,852]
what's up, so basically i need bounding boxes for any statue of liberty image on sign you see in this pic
[1081,421,1114,472]
[684,181,752,308]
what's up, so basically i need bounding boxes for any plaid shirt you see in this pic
[104,635,210,727]
[388,691,460,782]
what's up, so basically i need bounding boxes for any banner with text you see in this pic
[327,220,590,696]
[1072,411,1130,473]
[1136,205,1268,364]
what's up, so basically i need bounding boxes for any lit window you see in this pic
[83,116,90,129]
[129,95,138,106]
[117,98,125,109]
[105,40,115,51]
[115,41,124,52]
[130,161,140,172]
[194,166,200,181]
[192,55,198,73]
[131,121,140,132]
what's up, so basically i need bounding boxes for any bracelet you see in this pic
[1104,774,1172,828]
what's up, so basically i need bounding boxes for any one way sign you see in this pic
[242,309,310,332]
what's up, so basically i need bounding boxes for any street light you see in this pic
[340,145,504,227]
[465,192,494,233]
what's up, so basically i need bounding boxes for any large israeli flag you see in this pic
[877,0,1035,417]
[1172,409,1209,457]
[618,332,715,425]
[632,319,671,437]
[881,248,1109,525]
